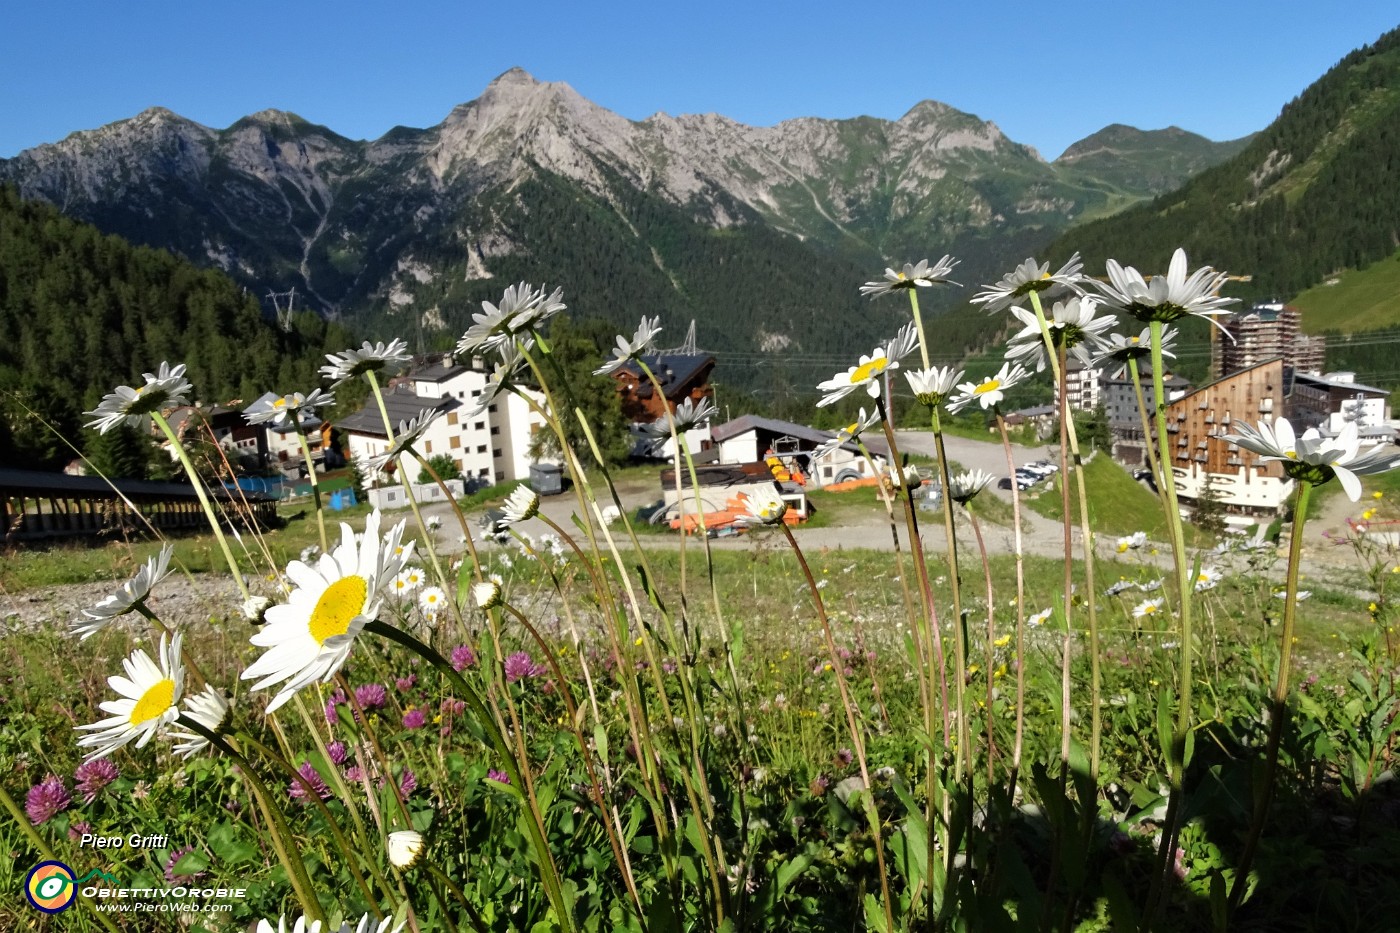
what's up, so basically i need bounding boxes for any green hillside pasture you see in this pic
[1294,248,1400,332]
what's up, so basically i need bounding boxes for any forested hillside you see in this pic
[1051,25,1400,300]
[0,185,355,469]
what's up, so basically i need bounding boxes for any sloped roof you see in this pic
[0,468,274,501]
[711,414,889,458]
[618,354,714,400]
[336,385,458,438]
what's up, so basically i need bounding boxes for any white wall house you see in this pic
[339,356,548,494]
[709,415,888,488]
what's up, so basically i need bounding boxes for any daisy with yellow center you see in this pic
[947,362,1030,414]
[419,586,447,615]
[1133,598,1165,619]
[242,510,412,713]
[815,324,918,408]
[76,633,185,761]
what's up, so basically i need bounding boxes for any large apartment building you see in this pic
[339,356,547,487]
[1213,302,1325,378]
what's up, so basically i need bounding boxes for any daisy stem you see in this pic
[413,451,485,582]
[1025,293,1078,772]
[779,521,896,933]
[1143,317,1195,929]
[931,408,972,783]
[500,600,645,922]
[995,411,1029,789]
[234,729,390,920]
[967,503,999,785]
[151,412,249,601]
[365,372,454,611]
[0,782,123,933]
[364,619,574,933]
[293,423,330,556]
[1229,479,1312,914]
[177,720,326,925]
[132,603,207,691]
[908,289,932,371]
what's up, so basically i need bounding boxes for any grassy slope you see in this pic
[1293,247,1400,332]
[1022,453,1203,544]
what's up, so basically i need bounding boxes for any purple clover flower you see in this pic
[487,769,511,785]
[451,644,477,671]
[74,758,119,804]
[396,674,417,692]
[354,683,388,711]
[25,774,71,824]
[288,762,331,803]
[403,709,427,730]
[327,741,348,766]
[503,651,546,684]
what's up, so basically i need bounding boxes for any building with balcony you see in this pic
[1214,302,1325,378]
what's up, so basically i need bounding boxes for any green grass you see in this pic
[1293,248,1400,332]
[1023,454,1210,546]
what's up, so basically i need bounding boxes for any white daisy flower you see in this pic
[1116,532,1148,553]
[1274,589,1312,602]
[257,916,406,933]
[1104,579,1136,597]
[321,340,412,387]
[948,469,995,505]
[167,685,232,759]
[464,343,529,417]
[473,575,504,609]
[501,486,541,525]
[738,487,788,526]
[972,253,1086,314]
[640,396,717,437]
[241,511,412,713]
[1219,418,1400,501]
[1028,608,1053,627]
[595,315,663,376]
[367,409,445,473]
[816,324,918,408]
[1094,248,1237,328]
[859,256,960,298]
[1091,326,1178,378]
[812,408,882,460]
[390,567,422,598]
[1137,578,1164,593]
[242,595,272,624]
[1003,297,1117,373]
[946,362,1031,414]
[456,283,565,357]
[905,366,964,409]
[76,633,185,761]
[245,389,335,427]
[418,586,447,616]
[1194,567,1222,592]
[387,829,425,869]
[1132,598,1166,619]
[84,363,194,434]
[72,544,175,639]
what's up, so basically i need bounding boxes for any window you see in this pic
[450,436,461,449]
[425,440,434,453]
[477,445,487,454]
[448,412,458,425]
[474,421,485,430]
[490,426,500,435]
[488,404,498,413]
[478,468,489,477]
[492,448,502,459]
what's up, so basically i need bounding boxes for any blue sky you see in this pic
[2,2,1397,159]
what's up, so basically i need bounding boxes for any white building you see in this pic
[339,356,548,491]
[1289,371,1393,446]
[1056,359,1104,413]
[708,415,889,488]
